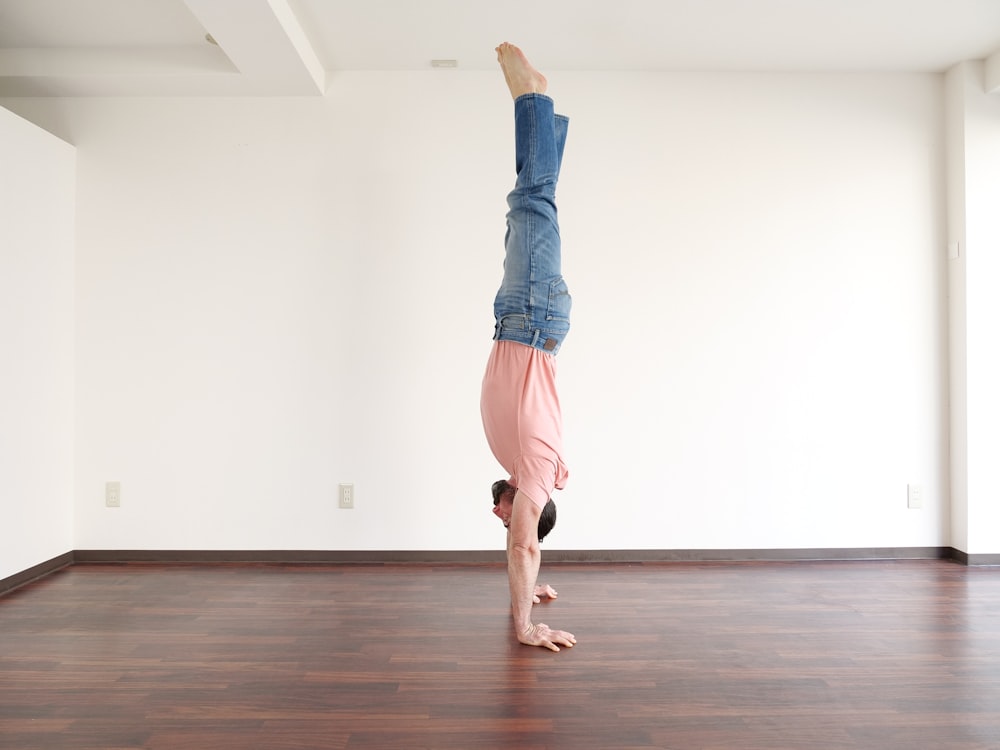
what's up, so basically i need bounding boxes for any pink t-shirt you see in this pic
[480,340,569,509]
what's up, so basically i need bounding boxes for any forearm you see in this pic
[507,535,540,635]
[506,490,542,636]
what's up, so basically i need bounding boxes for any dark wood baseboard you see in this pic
[949,549,1000,566]
[72,549,509,565]
[542,546,956,563]
[0,551,74,596]
[3,546,992,597]
[72,545,957,565]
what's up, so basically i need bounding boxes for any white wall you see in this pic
[3,69,949,554]
[947,62,1000,555]
[963,65,1000,555]
[0,107,75,579]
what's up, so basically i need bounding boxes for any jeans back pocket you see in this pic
[545,276,572,324]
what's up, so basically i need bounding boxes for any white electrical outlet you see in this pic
[907,484,923,509]
[105,481,121,508]
[339,483,354,509]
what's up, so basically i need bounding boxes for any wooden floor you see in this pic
[2,560,1000,750]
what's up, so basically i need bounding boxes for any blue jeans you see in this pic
[493,93,571,355]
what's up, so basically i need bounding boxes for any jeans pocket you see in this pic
[546,276,572,323]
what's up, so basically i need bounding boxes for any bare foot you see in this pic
[496,42,547,100]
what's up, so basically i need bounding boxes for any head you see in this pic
[491,479,557,542]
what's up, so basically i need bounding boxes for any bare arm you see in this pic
[507,489,576,652]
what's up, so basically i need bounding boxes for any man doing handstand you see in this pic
[480,42,576,653]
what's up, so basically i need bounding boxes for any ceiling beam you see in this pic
[0,46,233,78]
[985,48,1000,94]
[182,0,325,95]
[0,0,325,97]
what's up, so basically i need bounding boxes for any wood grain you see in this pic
[2,560,999,749]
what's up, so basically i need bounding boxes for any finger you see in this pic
[554,630,576,646]
[535,624,573,651]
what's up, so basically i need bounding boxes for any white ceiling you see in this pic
[1,0,1000,97]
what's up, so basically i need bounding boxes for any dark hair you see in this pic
[492,479,558,542]
[537,498,557,542]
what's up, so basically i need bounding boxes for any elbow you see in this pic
[508,534,540,558]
